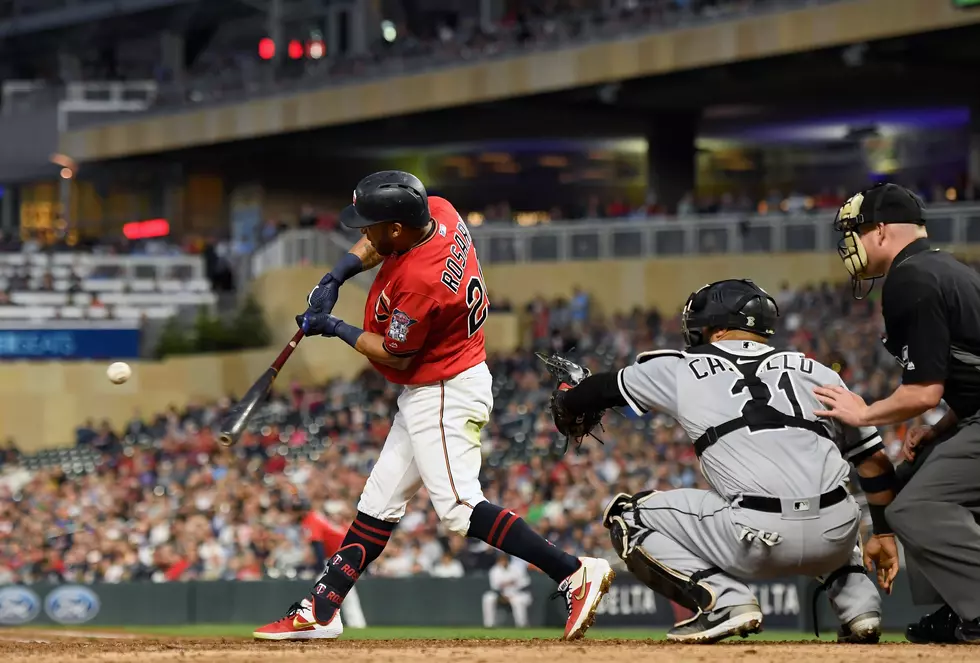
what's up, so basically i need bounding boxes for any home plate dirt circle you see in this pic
[0,634,970,663]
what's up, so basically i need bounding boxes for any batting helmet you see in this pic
[681,279,779,349]
[339,170,429,229]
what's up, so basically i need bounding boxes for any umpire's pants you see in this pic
[887,421,980,620]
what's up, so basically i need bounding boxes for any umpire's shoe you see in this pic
[666,604,763,644]
[905,604,961,644]
[955,618,980,643]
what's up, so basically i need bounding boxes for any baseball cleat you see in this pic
[955,617,980,643]
[905,604,961,644]
[838,612,881,644]
[558,557,615,640]
[253,598,343,640]
[666,603,763,644]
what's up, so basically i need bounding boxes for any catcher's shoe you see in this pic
[666,604,763,644]
[253,598,343,641]
[837,612,881,644]
[558,557,615,640]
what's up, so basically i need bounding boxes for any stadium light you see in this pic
[258,38,275,60]
[381,20,397,43]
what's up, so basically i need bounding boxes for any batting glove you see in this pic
[306,253,364,314]
[297,311,341,336]
[296,311,364,349]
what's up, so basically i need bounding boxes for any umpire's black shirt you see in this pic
[881,238,980,419]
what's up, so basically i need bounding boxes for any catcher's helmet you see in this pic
[339,170,429,229]
[681,279,779,349]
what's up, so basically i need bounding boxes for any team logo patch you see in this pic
[387,309,417,344]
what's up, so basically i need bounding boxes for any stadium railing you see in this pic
[250,204,980,276]
[249,229,376,288]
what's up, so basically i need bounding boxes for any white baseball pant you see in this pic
[357,362,492,535]
[341,585,367,628]
[482,590,532,628]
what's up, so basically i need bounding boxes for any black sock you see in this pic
[466,501,580,583]
[311,511,395,620]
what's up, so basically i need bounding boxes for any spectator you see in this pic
[298,205,318,229]
[430,550,465,578]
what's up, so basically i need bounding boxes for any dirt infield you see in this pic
[0,632,975,663]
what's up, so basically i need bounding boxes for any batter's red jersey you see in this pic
[363,196,488,385]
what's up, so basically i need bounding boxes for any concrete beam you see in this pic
[60,0,980,162]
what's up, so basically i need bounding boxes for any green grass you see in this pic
[33,624,907,642]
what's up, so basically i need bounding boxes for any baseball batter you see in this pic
[253,171,613,641]
[547,279,899,643]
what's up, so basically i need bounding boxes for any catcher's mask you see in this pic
[681,279,778,349]
[833,183,925,300]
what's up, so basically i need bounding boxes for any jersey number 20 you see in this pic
[466,275,489,337]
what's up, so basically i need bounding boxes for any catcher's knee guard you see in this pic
[602,491,717,614]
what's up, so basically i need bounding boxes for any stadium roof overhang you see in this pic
[58,0,980,163]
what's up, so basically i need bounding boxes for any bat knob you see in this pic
[218,433,235,447]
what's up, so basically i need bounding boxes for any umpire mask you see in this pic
[834,192,878,300]
[833,184,926,300]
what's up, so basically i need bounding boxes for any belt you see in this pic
[738,486,848,513]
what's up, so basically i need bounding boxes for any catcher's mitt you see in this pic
[536,352,606,453]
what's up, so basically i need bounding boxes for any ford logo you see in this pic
[0,586,41,625]
[44,585,101,625]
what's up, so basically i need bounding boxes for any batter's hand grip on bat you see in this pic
[218,329,304,447]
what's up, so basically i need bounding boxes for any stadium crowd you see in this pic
[0,277,925,586]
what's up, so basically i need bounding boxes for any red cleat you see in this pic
[253,598,343,641]
[558,557,615,640]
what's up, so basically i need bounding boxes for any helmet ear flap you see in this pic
[681,284,712,348]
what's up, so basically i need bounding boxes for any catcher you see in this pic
[541,279,899,644]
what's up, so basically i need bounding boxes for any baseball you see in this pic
[107,361,132,385]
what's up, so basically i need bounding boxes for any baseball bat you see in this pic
[218,328,305,447]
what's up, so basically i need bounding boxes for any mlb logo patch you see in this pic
[387,309,417,343]
[793,500,810,512]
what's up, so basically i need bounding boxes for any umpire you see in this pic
[813,182,980,644]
